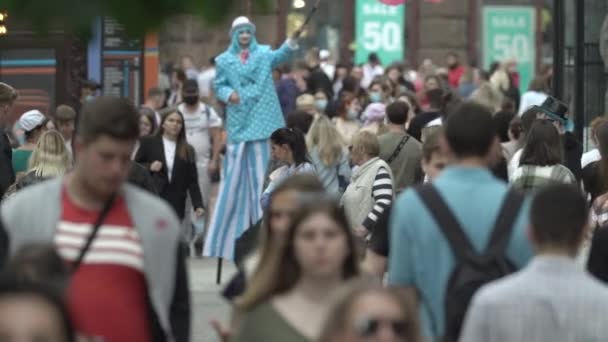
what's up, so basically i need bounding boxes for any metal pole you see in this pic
[552,0,565,99]
[341,0,355,63]
[534,0,544,73]
[574,0,585,142]
[410,0,421,67]
[216,258,223,285]
[467,0,479,66]
[276,0,289,46]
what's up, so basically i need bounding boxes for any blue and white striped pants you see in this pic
[203,139,270,259]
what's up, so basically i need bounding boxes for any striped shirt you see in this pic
[55,222,144,271]
[57,189,151,342]
[362,167,393,230]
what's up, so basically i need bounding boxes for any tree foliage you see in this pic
[2,0,271,37]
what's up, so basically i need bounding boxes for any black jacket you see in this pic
[407,111,441,142]
[563,132,583,182]
[307,65,334,98]
[134,136,204,220]
[588,227,608,284]
[128,162,159,195]
[0,132,15,199]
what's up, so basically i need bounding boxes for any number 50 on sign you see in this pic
[355,0,406,65]
[483,6,536,92]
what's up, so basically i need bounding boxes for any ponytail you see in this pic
[270,128,310,166]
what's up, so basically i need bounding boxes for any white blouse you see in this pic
[163,137,177,181]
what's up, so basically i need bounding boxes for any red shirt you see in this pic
[55,189,152,342]
[448,65,465,89]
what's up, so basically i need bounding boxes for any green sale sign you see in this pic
[355,0,406,65]
[483,6,536,92]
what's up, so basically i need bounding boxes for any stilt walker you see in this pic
[204,14,308,262]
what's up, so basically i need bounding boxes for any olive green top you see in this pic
[233,301,312,342]
[12,149,33,175]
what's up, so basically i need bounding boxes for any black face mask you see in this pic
[183,95,199,105]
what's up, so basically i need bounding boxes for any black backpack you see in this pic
[416,185,524,342]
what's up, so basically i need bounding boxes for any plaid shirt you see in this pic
[510,164,576,192]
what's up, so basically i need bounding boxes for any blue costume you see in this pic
[204,17,297,259]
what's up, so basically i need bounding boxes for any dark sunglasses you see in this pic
[355,318,410,337]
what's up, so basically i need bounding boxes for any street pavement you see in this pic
[189,258,237,342]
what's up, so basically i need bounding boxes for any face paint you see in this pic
[238,29,252,47]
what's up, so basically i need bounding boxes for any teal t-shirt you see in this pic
[387,166,533,339]
[12,149,33,174]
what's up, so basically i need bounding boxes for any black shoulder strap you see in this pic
[416,185,475,261]
[387,135,410,164]
[71,194,116,273]
[485,189,525,256]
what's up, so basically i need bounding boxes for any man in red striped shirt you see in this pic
[1,97,190,342]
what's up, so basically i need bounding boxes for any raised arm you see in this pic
[269,39,298,69]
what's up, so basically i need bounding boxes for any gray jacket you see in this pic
[0,178,190,342]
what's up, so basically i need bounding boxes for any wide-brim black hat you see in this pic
[534,96,568,120]
[531,96,574,131]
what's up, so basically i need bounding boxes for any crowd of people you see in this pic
[0,13,607,342]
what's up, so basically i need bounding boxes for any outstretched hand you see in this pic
[292,28,304,40]
[292,0,320,39]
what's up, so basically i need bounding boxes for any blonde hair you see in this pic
[296,94,315,110]
[470,82,504,113]
[421,125,443,145]
[28,130,71,178]
[490,67,510,92]
[306,116,345,166]
[351,131,379,157]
